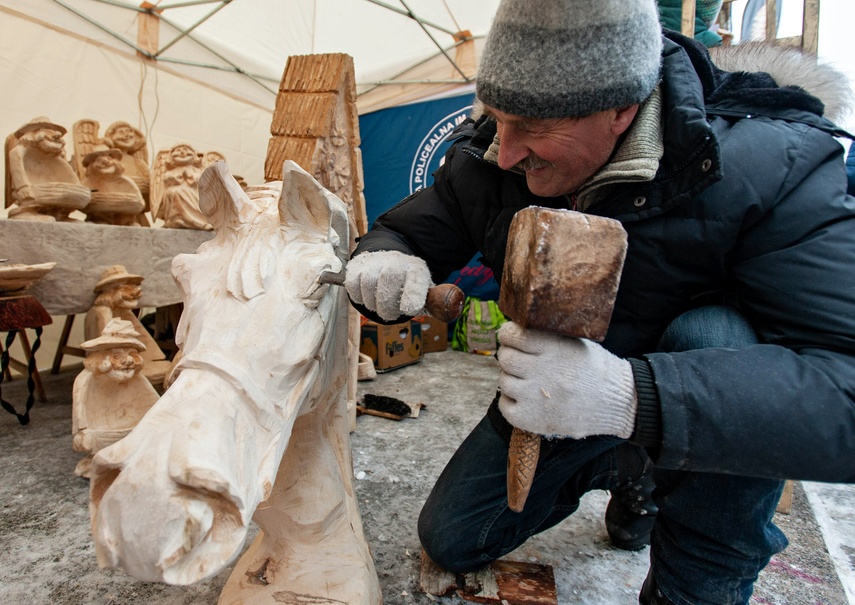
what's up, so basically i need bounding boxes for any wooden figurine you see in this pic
[150,143,212,230]
[71,318,159,478]
[88,160,380,604]
[84,265,173,390]
[202,150,227,168]
[73,119,151,226]
[5,117,90,221]
[103,121,151,210]
[80,145,145,226]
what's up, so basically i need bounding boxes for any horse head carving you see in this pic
[89,160,380,604]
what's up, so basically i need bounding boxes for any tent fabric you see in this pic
[2,1,851,216]
[0,0,499,211]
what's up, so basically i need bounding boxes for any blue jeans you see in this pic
[418,306,787,605]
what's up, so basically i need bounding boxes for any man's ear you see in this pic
[611,104,640,137]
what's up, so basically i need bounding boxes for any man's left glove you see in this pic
[497,322,638,440]
[344,250,432,321]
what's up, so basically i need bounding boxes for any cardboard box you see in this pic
[360,319,423,372]
[414,315,448,353]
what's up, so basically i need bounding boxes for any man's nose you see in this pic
[496,126,529,171]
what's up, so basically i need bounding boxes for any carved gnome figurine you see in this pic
[6,116,91,221]
[80,144,145,226]
[71,318,159,478]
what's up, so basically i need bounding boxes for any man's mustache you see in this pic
[515,155,554,172]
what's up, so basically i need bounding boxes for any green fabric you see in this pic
[451,297,508,354]
[657,0,724,47]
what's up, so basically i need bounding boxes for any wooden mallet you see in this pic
[498,207,628,513]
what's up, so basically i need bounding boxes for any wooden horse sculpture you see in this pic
[88,160,381,604]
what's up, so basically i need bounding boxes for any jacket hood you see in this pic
[666,30,853,137]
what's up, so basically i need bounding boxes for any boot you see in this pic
[639,570,677,605]
[605,443,657,551]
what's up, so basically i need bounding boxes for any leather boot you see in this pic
[639,570,678,605]
[605,443,658,551]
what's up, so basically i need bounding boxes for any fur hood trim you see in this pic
[709,42,853,124]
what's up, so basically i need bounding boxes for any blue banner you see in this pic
[359,93,474,226]
[359,93,500,301]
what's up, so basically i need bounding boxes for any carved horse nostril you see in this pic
[90,467,121,507]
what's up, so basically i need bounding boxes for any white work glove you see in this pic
[345,250,433,322]
[497,322,638,440]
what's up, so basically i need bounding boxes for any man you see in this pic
[345,1,855,603]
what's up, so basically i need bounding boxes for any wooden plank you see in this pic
[766,0,778,41]
[419,550,458,596]
[280,53,349,92]
[270,92,337,137]
[777,479,795,514]
[802,0,820,55]
[136,5,160,58]
[681,0,696,37]
[460,560,558,605]
[263,137,318,181]
[419,550,558,605]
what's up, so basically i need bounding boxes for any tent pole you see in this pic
[89,0,147,11]
[155,0,231,56]
[50,0,152,57]
[155,10,278,95]
[153,0,229,8]
[397,0,470,81]
[357,37,481,96]
[363,0,460,36]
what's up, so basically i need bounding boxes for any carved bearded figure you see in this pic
[71,318,159,478]
[85,265,173,390]
[6,117,90,221]
[81,145,145,226]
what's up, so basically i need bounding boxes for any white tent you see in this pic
[0,0,500,206]
[2,0,853,215]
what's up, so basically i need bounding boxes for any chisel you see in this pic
[319,269,465,323]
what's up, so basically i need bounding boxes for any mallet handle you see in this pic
[507,428,541,512]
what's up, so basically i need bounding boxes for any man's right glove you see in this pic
[497,322,638,440]
[345,250,433,322]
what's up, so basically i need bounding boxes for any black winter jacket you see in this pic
[353,32,855,482]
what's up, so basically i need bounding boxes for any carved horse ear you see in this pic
[198,161,251,232]
[278,160,349,255]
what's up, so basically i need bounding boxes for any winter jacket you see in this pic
[353,32,855,483]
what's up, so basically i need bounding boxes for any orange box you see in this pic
[414,315,448,353]
[359,319,423,372]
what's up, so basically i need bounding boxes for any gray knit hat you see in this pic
[477,0,663,118]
